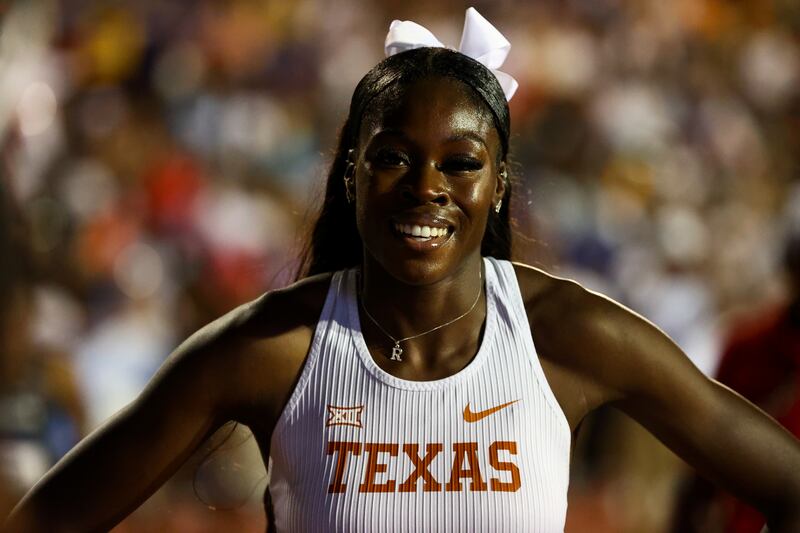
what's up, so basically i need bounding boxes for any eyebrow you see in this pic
[446,131,488,148]
[371,129,488,149]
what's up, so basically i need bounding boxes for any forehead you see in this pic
[358,77,500,153]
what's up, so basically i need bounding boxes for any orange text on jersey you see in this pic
[326,440,521,494]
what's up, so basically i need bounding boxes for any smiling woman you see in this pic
[6,8,800,533]
[297,41,513,281]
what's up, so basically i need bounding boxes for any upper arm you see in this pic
[6,276,329,532]
[7,308,251,532]
[565,285,800,524]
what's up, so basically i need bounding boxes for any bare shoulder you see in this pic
[510,262,684,412]
[167,272,334,429]
[510,261,608,338]
[509,270,800,526]
[237,271,335,339]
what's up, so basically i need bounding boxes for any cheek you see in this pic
[354,178,392,232]
[458,176,496,213]
[356,164,394,200]
[464,185,486,207]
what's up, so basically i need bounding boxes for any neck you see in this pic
[357,254,486,368]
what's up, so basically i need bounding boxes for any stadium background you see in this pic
[1,0,799,530]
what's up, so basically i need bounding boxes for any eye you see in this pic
[374,149,410,168]
[438,156,484,174]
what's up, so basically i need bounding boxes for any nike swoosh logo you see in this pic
[463,400,520,423]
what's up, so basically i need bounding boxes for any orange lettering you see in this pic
[399,443,442,492]
[359,443,399,493]
[327,441,361,493]
[445,442,488,492]
[489,441,521,492]
[327,440,520,495]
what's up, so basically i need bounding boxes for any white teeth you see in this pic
[394,223,449,239]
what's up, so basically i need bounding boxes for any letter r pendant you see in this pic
[391,342,403,361]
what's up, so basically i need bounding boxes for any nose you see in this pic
[401,160,450,206]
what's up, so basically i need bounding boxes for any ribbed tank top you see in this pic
[268,257,571,532]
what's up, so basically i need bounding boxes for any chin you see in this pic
[364,240,478,287]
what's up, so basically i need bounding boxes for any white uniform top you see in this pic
[268,257,571,532]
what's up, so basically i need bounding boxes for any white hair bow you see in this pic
[384,7,518,101]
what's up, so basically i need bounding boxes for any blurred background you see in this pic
[1,0,799,531]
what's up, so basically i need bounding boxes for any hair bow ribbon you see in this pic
[384,7,518,101]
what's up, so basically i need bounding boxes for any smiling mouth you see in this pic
[392,222,453,242]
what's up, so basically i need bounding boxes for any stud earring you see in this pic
[495,167,507,214]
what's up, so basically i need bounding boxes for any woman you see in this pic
[7,10,800,533]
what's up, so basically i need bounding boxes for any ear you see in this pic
[494,161,508,204]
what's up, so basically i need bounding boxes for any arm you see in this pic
[5,313,240,532]
[4,289,302,533]
[547,281,800,532]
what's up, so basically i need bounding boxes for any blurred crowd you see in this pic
[1,0,799,531]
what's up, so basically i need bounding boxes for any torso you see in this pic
[222,259,604,528]
[232,261,595,436]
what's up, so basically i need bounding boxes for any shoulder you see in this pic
[511,260,652,342]
[238,271,336,338]
[157,272,335,427]
[510,261,688,408]
[510,261,617,328]
[179,271,334,355]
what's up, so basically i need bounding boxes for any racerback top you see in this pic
[268,257,571,532]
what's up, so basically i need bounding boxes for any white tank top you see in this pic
[268,257,571,532]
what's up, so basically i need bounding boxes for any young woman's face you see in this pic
[353,76,505,285]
